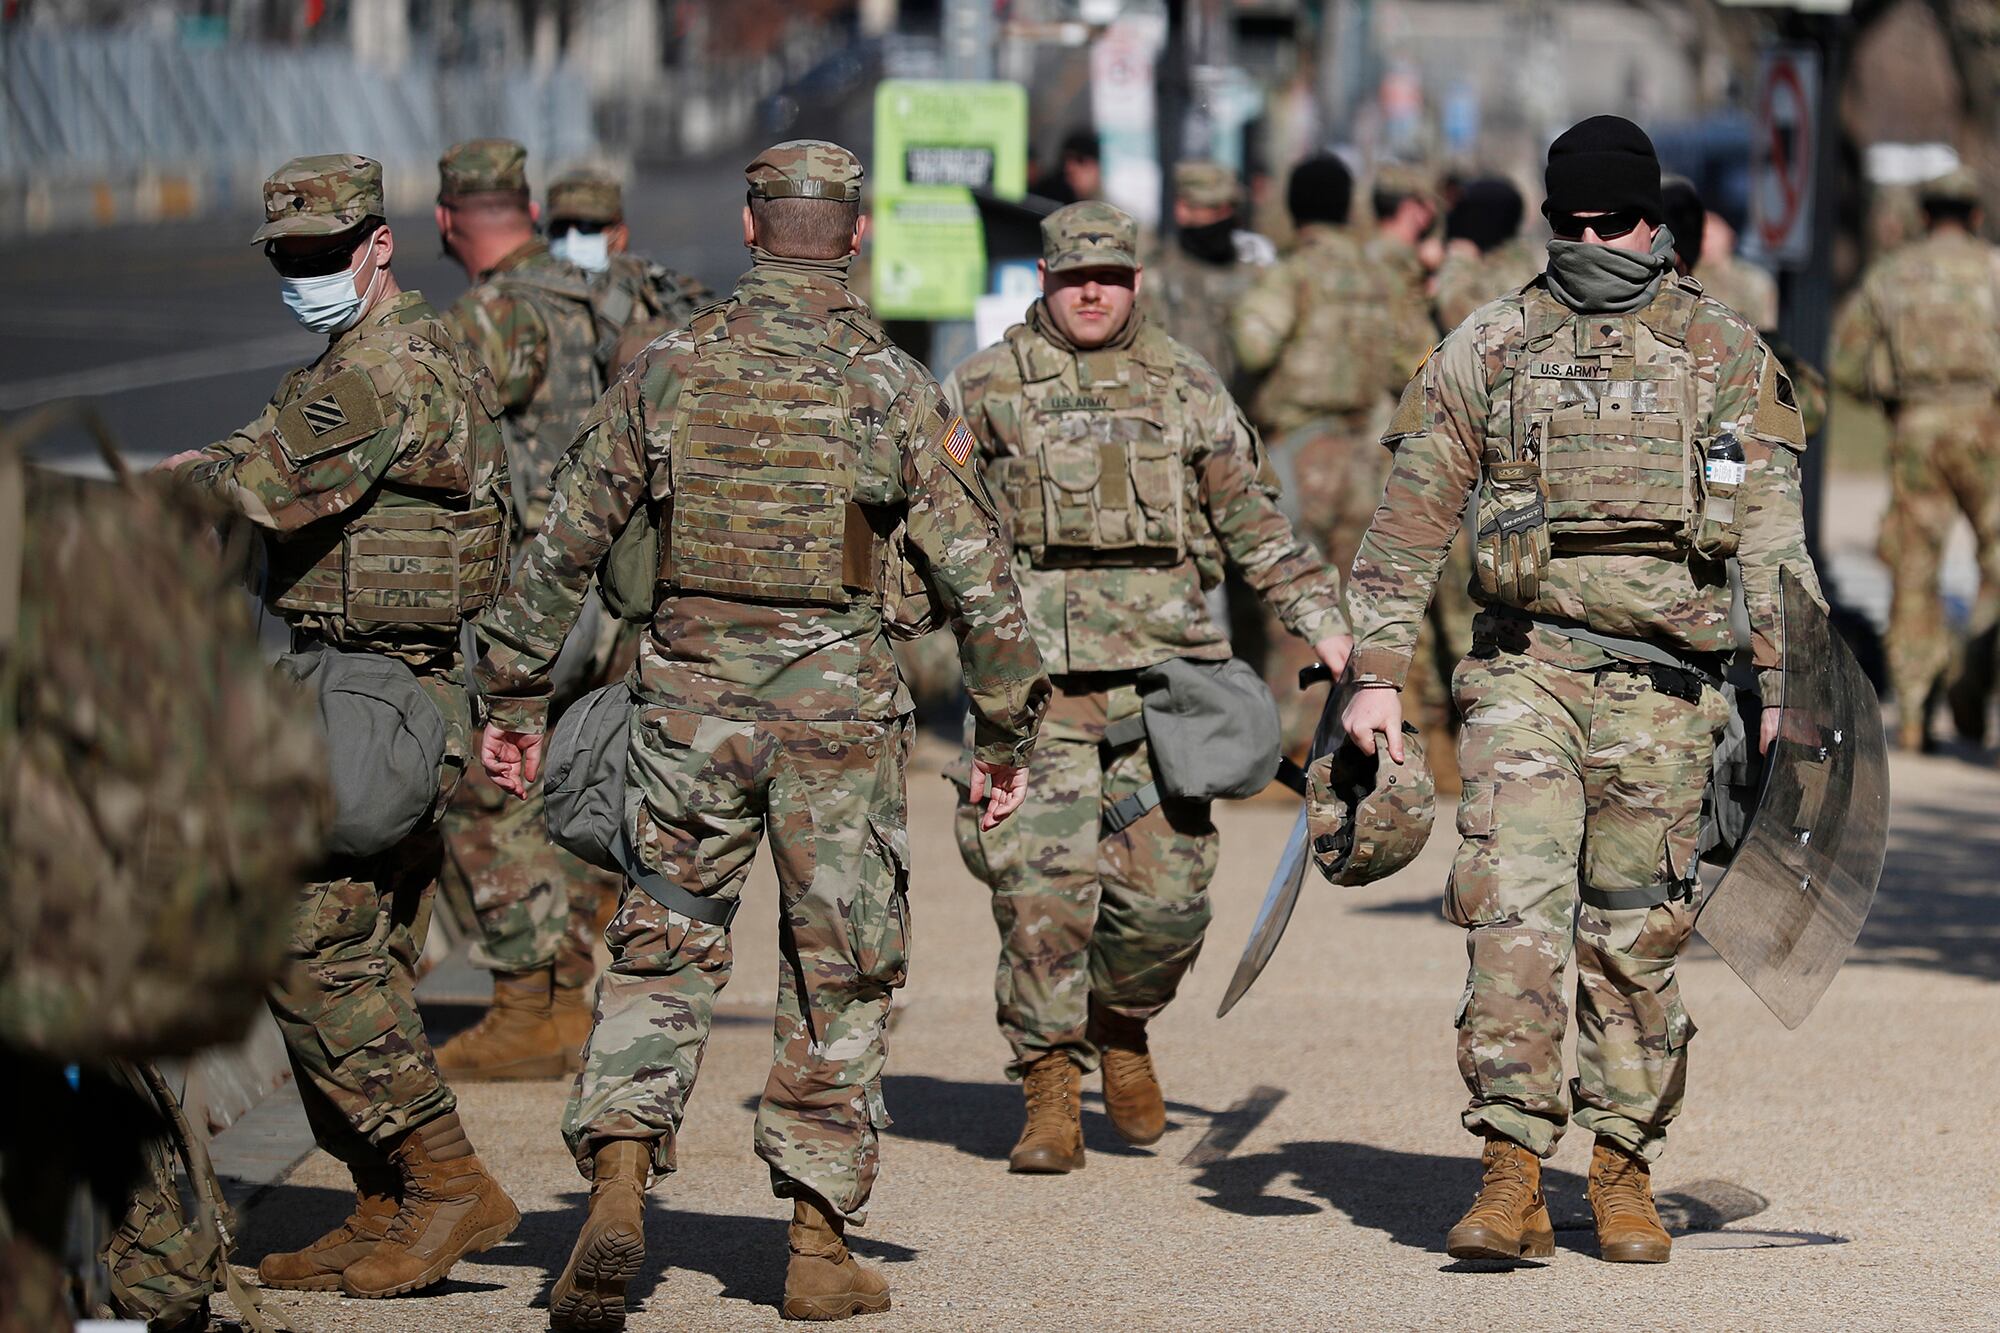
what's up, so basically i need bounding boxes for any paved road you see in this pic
[216,735,1997,1332]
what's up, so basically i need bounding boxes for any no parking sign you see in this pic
[1748,46,1819,267]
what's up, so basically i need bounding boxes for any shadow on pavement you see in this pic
[875,1073,1212,1163]
[1847,799,2000,982]
[515,1197,918,1316]
[1189,1141,1793,1257]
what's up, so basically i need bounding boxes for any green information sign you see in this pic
[870,79,1028,320]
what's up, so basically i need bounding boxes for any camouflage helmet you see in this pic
[548,167,623,225]
[1042,200,1140,272]
[745,139,864,201]
[1920,165,1981,207]
[439,138,530,204]
[1306,725,1435,886]
[1174,160,1240,209]
[1372,162,1440,212]
[251,154,383,245]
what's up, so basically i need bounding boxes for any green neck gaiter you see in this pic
[749,246,854,286]
[1543,226,1677,315]
[1027,297,1143,354]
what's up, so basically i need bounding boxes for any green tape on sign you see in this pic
[870,79,1028,321]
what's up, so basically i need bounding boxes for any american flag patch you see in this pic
[939,415,975,467]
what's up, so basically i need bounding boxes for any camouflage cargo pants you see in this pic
[954,675,1218,1079]
[1877,398,2000,724]
[1448,649,1727,1162]
[267,670,469,1155]
[564,706,912,1224]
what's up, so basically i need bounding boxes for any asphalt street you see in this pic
[221,738,1999,1331]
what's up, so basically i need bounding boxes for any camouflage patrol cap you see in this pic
[439,138,530,204]
[1921,166,1981,206]
[1306,725,1435,887]
[1042,200,1140,273]
[1373,162,1440,210]
[548,167,624,224]
[252,154,383,244]
[745,140,864,201]
[1174,160,1240,208]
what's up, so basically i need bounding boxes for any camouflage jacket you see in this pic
[1141,236,1273,399]
[1366,229,1435,342]
[1433,238,1542,333]
[602,252,714,335]
[1347,274,1822,700]
[1694,253,1778,333]
[1233,223,1432,437]
[475,259,1049,766]
[177,290,509,659]
[447,238,602,529]
[944,302,1345,676]
[1831,228,2000,405]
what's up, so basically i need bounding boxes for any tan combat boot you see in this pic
[552,981,595,1075]
[550,1140,650,1331]
[256,1153,399,1290]
[1090,1005,1166,1146]
[1588,1140,1672,1263]
[1008,1053,1085,1174]
[1445,1135,1555,1261]
[339,1111,521,1297]
[781,1195,891,1322]
[435,966,571,1081]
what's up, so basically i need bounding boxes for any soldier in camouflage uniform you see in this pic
[475,140,1048,1328]
[1696,206,1779,333]
[1433,176,1541,332]
[1232,156,1430,756]
[947,200,1349,1174]
[1340,118,1822,1265]
[545,167,716,374]
[1367,163,1442,346]
[159,154,520,1298]
[433,139,630,1080]
[1142,160,1276,399]
[1832,166,2000,750]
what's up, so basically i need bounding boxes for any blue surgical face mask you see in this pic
[551,227,610,274]
[279,245,382,334]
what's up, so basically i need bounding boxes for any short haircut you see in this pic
[1061,128,1100,164]
[749,194,862,260]
[1923,197,1979,228]
[1371,186,1409,221]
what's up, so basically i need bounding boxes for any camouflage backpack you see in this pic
[102,1063,291,1332]
[0,407,331,1060]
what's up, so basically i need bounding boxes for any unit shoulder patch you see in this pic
[275,368,387,465]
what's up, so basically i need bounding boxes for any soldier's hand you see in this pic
[1341,686,1405,763]
[156,449,206,472]
[1760,705,1782,755]
[1313,633,1355,678]
[969,759,1028,830]
[479,722,545,799]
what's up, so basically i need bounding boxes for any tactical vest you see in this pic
[1251,234,1396,428]
[266,318,509,644]
[490,262,604,521]
[1469,281,1728,604]
[655,306,884,608]
[988,324,1194,571]
[1877,239,2000,395]
[595,256,708,370]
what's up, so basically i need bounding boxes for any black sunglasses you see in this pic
[265,222,381,279]
[1548,208,1647,241]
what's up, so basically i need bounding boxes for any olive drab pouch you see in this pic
[1,406,329,1061]
[598,505,662,623]
[1691,431,1746,561]
[543,679,633,874]
[1101,656,1281,833]
[278,645,448,858]
[340,506,507,629]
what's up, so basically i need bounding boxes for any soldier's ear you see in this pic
[530,201,541,225]
[851,212,870,257]
[1131,265,1143,298]
[742,204,757,249]
[374,224,396,269]
[609,222,630,254]
[1037,259,1048,292]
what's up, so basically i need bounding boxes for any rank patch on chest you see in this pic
[1531,360,1609,380]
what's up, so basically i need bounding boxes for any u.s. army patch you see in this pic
[275,368,385,465]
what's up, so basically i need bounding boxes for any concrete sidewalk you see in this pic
[220,737,1999,1331]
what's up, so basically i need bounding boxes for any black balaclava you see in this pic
[1288,155,1354,229]
[1661,175,1706,275]
[1444,177,1525,254]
